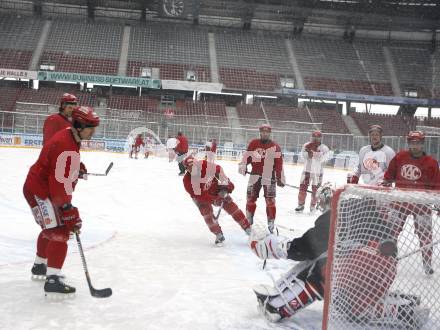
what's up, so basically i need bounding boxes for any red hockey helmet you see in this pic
[368,125,383,135]
[312,130,322,138]
[259,124,272,132]
[183,155,195,168]
[60,93,77,107]
[407,131,425,143]
[72,106,100,128]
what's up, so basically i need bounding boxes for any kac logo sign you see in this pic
[400,164,421,181]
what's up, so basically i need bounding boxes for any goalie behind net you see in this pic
[323,185,440,330]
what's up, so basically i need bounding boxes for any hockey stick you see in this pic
[87,162,114,177]
[245,171,312,193]
[397,238,440,261]
[214,199,225,221]
[75,232,112,298]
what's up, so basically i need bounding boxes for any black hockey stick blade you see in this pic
[90,286,112,298]
[88,162,114,176]
[105,162,113,175]
[75,232,112,298]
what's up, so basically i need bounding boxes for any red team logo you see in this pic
[400,164,422,181]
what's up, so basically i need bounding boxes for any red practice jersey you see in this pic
[244,139,283,178]
[134,136,144,147]
[175,135,189,154]
[384,150,440,190]
[24,128,81,207]
[183,160,233,204]
[42,113,71,146]
[211,141,217,153]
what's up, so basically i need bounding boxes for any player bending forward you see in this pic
[183,156,251,246]
[250,185,428,328]
[23,106,99,297]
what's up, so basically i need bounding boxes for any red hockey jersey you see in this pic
[42,113,71,146]
[134,136,144,147]
[183,160,233,203]
[243,139,283,178]
[384,150,440,190]
[24,128,81,207]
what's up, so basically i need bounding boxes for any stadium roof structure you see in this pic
[2,0,438,32]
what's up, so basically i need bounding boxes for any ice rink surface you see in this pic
[0,147,347,330]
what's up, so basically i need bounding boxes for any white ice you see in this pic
[0,148,347,330]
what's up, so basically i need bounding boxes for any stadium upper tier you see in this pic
[0,15,436,97]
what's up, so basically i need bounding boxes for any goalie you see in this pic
[250,185,428,328]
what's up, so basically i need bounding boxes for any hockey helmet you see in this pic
[259,124,272,133]
[72,106,100,128]
[60,93,77,107]
[316,182,333,212]
[368,125,383,135]
[312,130,322,138]
[407,131,425,143]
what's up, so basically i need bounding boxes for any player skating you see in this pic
[183,156,251,246]
[175,131,189,175]
[295,130,331,213]
[239,124,285,233]
[23,106,99,297]
[383,131,440,275]
[42,93,77,145]
[130,134,144,159]
[144,135,153,159]
[348,125,395,185]
[204,138,217,162]
[250,185,428,328]
[166,135,178,162]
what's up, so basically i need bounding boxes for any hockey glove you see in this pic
[250,234,288,260]
[347,173,359,184]
[276,178,285,187]
[217,186,229,199]
[60,204,82,233]
[79,162,88,180]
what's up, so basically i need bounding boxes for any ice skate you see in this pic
[268,220,275,234]
[44,275,75,299]
[31,263,47,281]
[295,204,304,213]
[214,232,225,247]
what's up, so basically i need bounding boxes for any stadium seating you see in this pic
[215,31,290,91]
[127,23,211,81]
[389,42,432,96]
[0,15,44,70]
[40,19,122,75]
[107,95,159,112]
[308,107,350,134]
[350,112,415,136]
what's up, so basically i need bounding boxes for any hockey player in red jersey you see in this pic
[23,106,99,297]
[250,186,427,328]
[239,124,284,233]
[42,93,77,145]
[383,131,440,275]
[295,130,331,213]
[183,156,251,245]
[175,131,189,175]
[130,134,145,159]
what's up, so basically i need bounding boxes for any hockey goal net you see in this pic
[323,185,440,330]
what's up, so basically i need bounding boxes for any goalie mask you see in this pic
[317,183,333,212]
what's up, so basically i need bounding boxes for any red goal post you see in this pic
[322,184,440,330]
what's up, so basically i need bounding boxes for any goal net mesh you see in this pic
[324,185,440,330]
